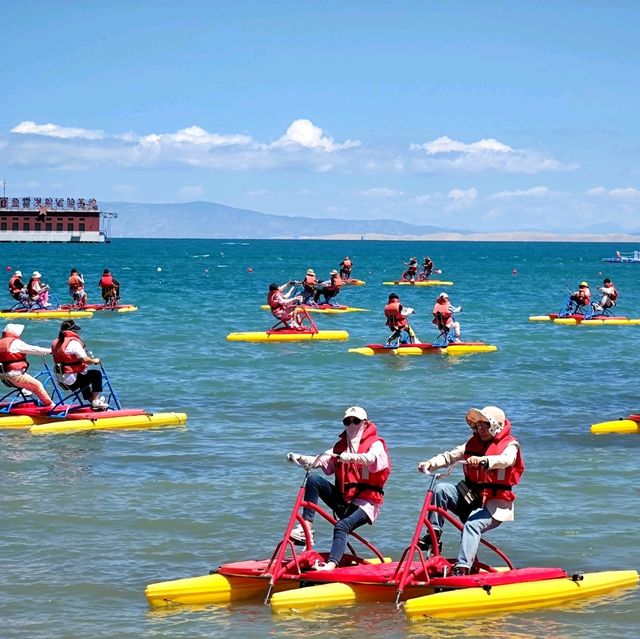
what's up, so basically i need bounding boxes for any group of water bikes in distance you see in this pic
[7,268,122,311]
[400,256,442,282]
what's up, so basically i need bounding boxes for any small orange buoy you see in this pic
[6,266,12,271]
[247,267,254,272]
[512,268,518,275]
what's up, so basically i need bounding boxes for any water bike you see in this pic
[0,362,186,434]
[350,321,497,356]
[529,298,640,325]
[2,290,93,320]
[259,303,367,314]
[383,279,454,287]
[590,413,640,435]
[145,464,637,616]
[227,309,349,343]
[60,302,138,314]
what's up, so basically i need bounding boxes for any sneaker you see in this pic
[21,390,34,397]
[42,302,52,307]
[91,396,109,410]
[417,530,442,553]
[312,560,337,572]
[290,522,314,546]
[452,565,470,576]
[453,337,462,344]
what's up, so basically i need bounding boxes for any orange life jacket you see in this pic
[432,301,452,327]
[463,420,524,504]
[0,335,29,373]
[267,290,283,311]
[27,279,39,297]
[575,287,591,305]
[407,264,417,274]
[51,331,87,375]
[303,274,317,290]
[384,301,407,329]
[608,285,618,302]
[68,275,83,291]
[333,421,391,505]
[342,259,352,269]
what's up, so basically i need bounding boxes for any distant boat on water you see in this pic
[602,250,640,263]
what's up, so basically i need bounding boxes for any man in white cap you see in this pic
[417,406,524,576]
[0,323,54,408]
[286,406,391,571]
[8,270,27,302]
[313,269,343,306]
[432,292,462,343]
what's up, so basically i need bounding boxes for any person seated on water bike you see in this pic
[287,406,391,572]
[68,268,87,307]
[313,270,343,305]
[8,271,28,303]
[384,293,419,345]
[568,281,591,314]
[401,257,418,282]
[432,292,462,343]
[339,256,352,281]
[99,269,120,306]
[27,271,51,307]
[417,406,524,576]
[420,256,434,280]
[267,282,304,329]
[594,278,618,313]
[299,269,318,304]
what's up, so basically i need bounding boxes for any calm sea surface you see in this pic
[1,239,638,639]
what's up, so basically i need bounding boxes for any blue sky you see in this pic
[1,1,639,232]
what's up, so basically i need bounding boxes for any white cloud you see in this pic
[410,193,434,205]
[491,186,551,199]
[272,119,360,152]
[609,187,640,198]
[11,120,105,140]
[410,135,577,174]
[177,185,205,199]
[447,188,478,201]
[139,125,254,148]
[358,187,399,198]
[585,186,607,196]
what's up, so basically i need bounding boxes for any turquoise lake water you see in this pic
[1,238,638,639]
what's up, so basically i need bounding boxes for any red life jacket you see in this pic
[99,274,114,288]
[463,419,524,504]
[384,301,407,328]
[609,285,618,302]
[267,290,282,311]
[8,275,22,294]
[407,264,417,274]
[432,301,452,327]
[51,331,87,374]
[575,287,591,305]
[333,421,391,505]
[0,334,29,373]
[342,259,352,269]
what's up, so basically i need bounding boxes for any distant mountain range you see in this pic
[104,200,640,241]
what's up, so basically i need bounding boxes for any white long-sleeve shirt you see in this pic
[55,338,90,385]
[1,339,51,377]
[426,441,520,522]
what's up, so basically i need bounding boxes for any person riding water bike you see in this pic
[432,292,462,343]
[314,270,343,305]
[287,406,391,572]
[68,268,87,307]
[8,271,28,303]
[339,256,352,281]
[267,282,304,329]
[384,293,419,345]
[401,257,418,282]
[299,269,318,305]
[417,405,524,576]
[27,271,51,307]
[567,281,591,314]
[420,256,434,280]
[594,278,617,312]
[99,269,120,307]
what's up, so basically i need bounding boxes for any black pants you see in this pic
[65,369,103,400]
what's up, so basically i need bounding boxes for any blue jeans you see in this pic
[429,482,501,569]
[303,473,371,565]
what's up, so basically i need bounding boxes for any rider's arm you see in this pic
[422,444,466,469]
[11,339,51,356]
[484,441,519,470]
[67,339,99,365]
[338,440,389,470]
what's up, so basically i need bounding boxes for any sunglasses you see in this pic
[343,417,363,426]
[471,421,492,431]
